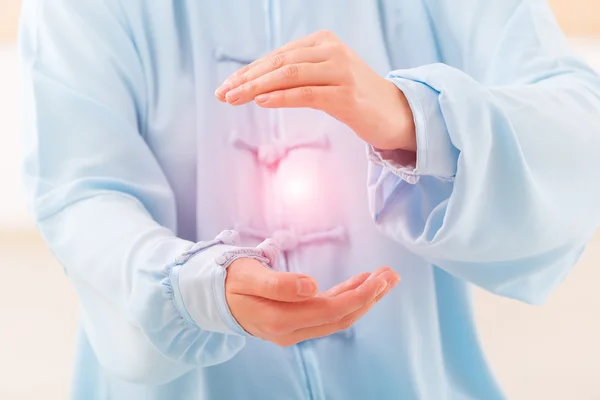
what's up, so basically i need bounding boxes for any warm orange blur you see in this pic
[548,0,600,35]
[0,1,20,42]
[1,0,599,43]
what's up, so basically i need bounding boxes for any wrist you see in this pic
[376,80,417,151]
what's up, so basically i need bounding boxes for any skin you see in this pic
[226,260,400,346]
[220,30,414,346]
[215,30,417,151]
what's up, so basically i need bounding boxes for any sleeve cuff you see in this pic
[172,230,277,336]
[368,73,459,183]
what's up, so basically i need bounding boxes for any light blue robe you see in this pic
[19,0,600,399]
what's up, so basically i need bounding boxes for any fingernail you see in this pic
[376,281,388,297]
[215,83,231,99]
[297,277,316,297]
[255,94,270,104]
[226,88,241,103]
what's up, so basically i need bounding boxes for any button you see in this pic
[271,230,299,252]
[215,254,229,266]
[215,229,239,246]
[256,238,280,266]
[231,134,329,169]
[258,144,288,167]
[231,135,288,168]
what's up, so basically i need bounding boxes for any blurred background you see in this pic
[1,1,599,399]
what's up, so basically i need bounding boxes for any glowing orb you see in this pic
[279,170,319,207]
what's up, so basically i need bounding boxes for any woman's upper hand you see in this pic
[217,32,407,343]
[215,30,416,152]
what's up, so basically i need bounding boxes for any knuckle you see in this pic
[266,275,282,293]
[318,29,337,41]
[265,277,287,298]
[245,81,257,95]
[270,53,286,69]
[236,73,249,86]
[267,274,280,288]
[283,64,300,79]
[300,86,314,102]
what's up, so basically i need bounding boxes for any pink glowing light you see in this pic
[279,169,319,208]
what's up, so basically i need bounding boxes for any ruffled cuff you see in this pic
[368,73,459,183]
[172,230,279,336]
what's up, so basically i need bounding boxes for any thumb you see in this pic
[254,269,319,302]
[228,258,319,302]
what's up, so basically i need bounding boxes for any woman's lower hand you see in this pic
[225,258,400,346]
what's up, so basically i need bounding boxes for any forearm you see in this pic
[37,192,248,372]
[369,64,600,302]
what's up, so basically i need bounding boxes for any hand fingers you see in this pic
[279,269,400,332]
[276,274,400,346]
[227,258,318,302]
[228,31,329,79]
[310,269,399,323]
[321,266,394,298]
[223,62,340,106]
[216,46,333,101]
[253,85,348,112]
[319,272,371,298]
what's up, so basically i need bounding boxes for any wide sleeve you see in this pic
[368,0,600,304]
[19,0,266,384]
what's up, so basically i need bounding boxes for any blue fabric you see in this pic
[369,76,460,182]
[19,0,600,399]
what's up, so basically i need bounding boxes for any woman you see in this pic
[19,0,600,399]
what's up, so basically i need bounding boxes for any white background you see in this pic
[1,42,600,399]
